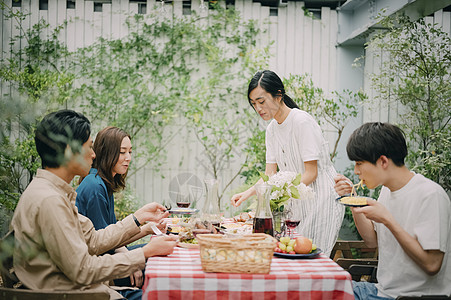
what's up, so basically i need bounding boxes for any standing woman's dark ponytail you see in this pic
[247,70,299,109]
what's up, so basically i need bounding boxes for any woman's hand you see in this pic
[231,188,254,207]
[129,269,143,288]
[143,235,177,258]
[134,202,169,224]
[334,174,353,196]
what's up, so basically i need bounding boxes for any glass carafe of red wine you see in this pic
[253,183,274,236]
[201,179,221,228]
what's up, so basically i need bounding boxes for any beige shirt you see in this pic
[11,169,146,299]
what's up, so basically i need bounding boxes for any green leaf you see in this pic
[292,173,302,185]
[259,171,269,182]
[290,186,300,199]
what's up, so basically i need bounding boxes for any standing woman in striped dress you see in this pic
[231,70,344,256]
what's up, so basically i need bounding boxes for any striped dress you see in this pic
[266,109,344,256]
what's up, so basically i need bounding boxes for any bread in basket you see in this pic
[196,233,277,274]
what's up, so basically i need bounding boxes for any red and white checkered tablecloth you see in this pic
[143,247,354,300]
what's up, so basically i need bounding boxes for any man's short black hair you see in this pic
[35,109,91,168]
[346,122,407,166]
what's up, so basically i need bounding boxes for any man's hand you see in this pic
[143,235,177,258]
[334,174,353,196]
[129,269,143,288]
[352,199,394,226]
[141,220,168,235]
[134,202,169,225]
[156,219,167,233]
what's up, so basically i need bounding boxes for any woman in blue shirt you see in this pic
[76,126,153,295]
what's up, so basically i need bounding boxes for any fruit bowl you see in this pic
[274,248,322,259]
[274,236,318,257]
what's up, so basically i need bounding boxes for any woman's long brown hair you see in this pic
[88,126,131,195]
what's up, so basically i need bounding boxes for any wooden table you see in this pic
[143,246,354,300]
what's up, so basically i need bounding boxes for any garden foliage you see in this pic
[368,14,450,191]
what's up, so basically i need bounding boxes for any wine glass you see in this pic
[176,192,191,208]
[283,199,301,238]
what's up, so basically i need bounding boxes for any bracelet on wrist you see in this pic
[132,214,141,227]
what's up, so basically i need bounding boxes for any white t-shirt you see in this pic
[375,173,451,298]
[265,109,344,256]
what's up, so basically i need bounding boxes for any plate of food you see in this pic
[274,248,322,259]
[336,180,372,207]
[167,225,183,235]
[336,195,372,207]
[177,239,199,249]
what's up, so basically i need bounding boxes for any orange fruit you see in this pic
[294,236,312,254]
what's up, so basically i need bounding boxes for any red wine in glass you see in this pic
[176,202,191,208]
[284,219,300,238]
[285,219,300,229]
[253,217,274,236]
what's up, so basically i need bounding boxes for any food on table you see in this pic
[293,236,312,254]
[351,180,364,196]
[339,196,368,206]
[279,236,290,245]
[275,236,317,255]
[192,229,212,236]
[233,211,255,223]
[167,225,183,234]
[201,248,270,263]
[278,243,286,251]
[222,223,252,236]
[176,218,219,245]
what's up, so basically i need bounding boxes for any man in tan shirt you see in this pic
[11,110,176,299]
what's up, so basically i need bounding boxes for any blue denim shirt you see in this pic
[76,168,117,230]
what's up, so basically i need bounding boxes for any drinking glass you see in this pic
[283,199,301,238]
[176,192,191,208]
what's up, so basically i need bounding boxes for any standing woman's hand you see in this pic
[334,174,353,196]
[231,188,254,207]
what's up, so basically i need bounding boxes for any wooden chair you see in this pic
[0,231,109,300]
[331,240,378,282]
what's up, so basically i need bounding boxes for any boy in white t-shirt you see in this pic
[334,122,451,300]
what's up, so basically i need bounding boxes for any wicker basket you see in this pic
[196,233,277,274]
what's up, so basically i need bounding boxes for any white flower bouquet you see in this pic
[261,171,315,211]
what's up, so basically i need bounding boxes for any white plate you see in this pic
[167,208,199,215]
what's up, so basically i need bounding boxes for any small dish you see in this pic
[167,226,182,235]
[274,248,322,259]
[167,208,199,215]
[336,195,372,207]
[176,241,199,249]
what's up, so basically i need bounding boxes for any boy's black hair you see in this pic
[35,109,91,168]
[346,122,407,166]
